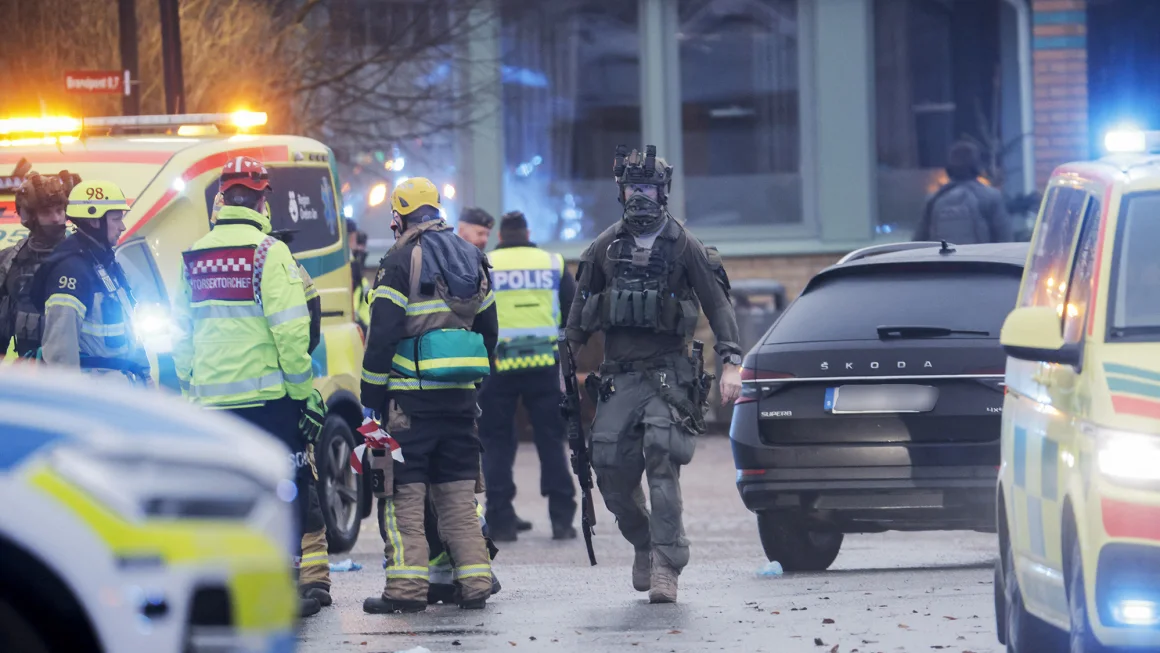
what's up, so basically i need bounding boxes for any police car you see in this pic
[996,128,1160,652]
[0,113,372,552]
[0,368,297,653]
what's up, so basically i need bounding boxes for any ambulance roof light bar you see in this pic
[0,111,267,137]
[1104,127,1160,154]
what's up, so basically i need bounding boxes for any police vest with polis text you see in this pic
[488,246,563,372]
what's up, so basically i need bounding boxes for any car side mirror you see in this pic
[1000,306,1081,366]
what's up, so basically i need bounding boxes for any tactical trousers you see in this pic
[229,396,311,566]
[479,367,576,529]
[299,447,330,591]
[380,415,492,603]
[589,370,696,572]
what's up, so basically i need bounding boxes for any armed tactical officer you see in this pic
[564,145,743,603]
[360,177,498,614]
[0,170,79,359]
[32,180,151,383]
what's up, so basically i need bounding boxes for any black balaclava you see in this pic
[613,145,673,237]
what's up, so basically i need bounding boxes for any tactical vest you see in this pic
[0,239,55,357]
[579,233,699,338]
[388,221,491,390]
[488,246,562,373]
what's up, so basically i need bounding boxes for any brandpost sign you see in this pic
[64,70,130,95]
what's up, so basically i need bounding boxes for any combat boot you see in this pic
[632,548,651,592]
[299,597,321,618]
[648,551,678,604]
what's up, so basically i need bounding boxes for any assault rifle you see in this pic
[558,332,597,565]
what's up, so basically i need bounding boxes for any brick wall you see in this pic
[1032,0,1089,188]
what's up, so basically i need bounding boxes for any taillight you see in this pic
[736,369,794,405]
[735,384,758,405]
[740,365,758,382]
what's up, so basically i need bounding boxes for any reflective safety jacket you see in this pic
[172,205,313,408]
[488,242,573,372]
[31,234,147,374]
[360,218,498,418]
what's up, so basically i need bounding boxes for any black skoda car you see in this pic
[731,241,1027,571]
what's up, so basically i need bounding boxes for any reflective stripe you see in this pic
[267,304,310,327]
[81,321,127,337]
[304,286,319,301]
[283,370,311,385]
[383,498,429,579]
[46,294,87,318]
[191,370,285,398]
[372,286,408,309]
[496,353,556,372]
[192,304,264,320]
[72,198,129,206]
[406,299,450,316]
[300,552,329,567]
[387,567,431,579]
[391,355,490,373]
[477,291,496,313]
[362,369,389,386]
[387,378,476,391]
[454,563,492,579]
[498,326,558,339]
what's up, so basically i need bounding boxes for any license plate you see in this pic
[824,385,938,414]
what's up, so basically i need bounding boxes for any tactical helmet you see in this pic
[15,170,80,230]
[66,180,131,220]
[613,144,673,236]
[391,177,441,216]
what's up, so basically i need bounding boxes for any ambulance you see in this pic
[0,367,297,653]
[0,112,371,552]
[995,128,1160,652]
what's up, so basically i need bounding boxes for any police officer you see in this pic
[564,145,743,604]
[360,177,498,614]
[0,170,80,359]
[479,210,577,541]
[457,207,494,251]
[31,180,150,383]
[173,156,325,618]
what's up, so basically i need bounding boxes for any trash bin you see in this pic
[710,279,789,427]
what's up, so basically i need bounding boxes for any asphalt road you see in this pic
[298,437,1003,653]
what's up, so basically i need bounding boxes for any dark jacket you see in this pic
[565,216,741,362]
[914,179,1012,244]
[361,226,499,418]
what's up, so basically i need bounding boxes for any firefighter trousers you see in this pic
[380,415,492,603]
[299,445,330,591]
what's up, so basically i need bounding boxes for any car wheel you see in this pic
[1068,537,1108,653]
[316,415,361,553]
[756,511,843,572]
[0,597,50,653]
[995,558,1008,645]
[1004,537,1065,652]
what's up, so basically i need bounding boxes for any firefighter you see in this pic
[31,180,150,384]
[360,177,498,613]
[172,156,324,618]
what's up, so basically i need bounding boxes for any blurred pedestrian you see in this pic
[478,211,577,542]
[457,207,494,251]
[914,140,1012,244]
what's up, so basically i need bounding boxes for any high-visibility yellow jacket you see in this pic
[488,243,569,372]
[172,205,313,408]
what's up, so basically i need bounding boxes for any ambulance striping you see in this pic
[1110,395,1160,420]
[1040,438,1059,502]
[1102,497,1160,542]
[121,145,290,243]
[1014,426,1028,489]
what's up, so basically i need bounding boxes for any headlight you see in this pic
[133,303,174,354]
[49,449,265,521]
[1097,428,1160,484]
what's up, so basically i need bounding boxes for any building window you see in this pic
[678,0,801,228]
[874,0,1001,235]
[501,1,641,243]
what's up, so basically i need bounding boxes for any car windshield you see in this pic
[1110,191,1160,339]
[771,265,1022,344]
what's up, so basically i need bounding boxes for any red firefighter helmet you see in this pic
[219,156,271,193]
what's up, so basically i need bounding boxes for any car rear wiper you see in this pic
[877,325,990,339]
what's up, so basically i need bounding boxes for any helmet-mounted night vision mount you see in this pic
[614,144,673,202]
